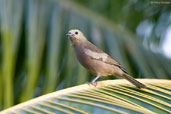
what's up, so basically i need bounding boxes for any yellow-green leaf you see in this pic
[1,79,171,114]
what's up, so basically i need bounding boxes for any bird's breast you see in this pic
[73,45,121,76]
[74,45,96,74]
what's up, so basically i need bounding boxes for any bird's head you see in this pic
[67,29,87,44]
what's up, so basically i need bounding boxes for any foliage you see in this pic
[74,0,171,47]
[0,0,170,110]
[1,79,171,114]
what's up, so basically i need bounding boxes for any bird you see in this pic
[66,29,146,89]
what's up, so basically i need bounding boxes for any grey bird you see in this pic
[67,29,146,89]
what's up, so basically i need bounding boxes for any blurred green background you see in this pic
[0,0,170,110]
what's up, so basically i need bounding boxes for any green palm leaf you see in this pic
[0,0,170,110]
[1,79,171,114]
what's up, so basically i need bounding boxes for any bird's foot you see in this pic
[86,81,97,87]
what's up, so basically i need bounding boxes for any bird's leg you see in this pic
[87,75,100,87]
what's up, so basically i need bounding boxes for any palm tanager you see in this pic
[67,29,146,89]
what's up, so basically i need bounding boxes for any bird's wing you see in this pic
[84,47,128,73]
[83,41,122,68]
[84,48,121,66]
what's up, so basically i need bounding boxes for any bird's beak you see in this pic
[66,32,74,38]
[66,33,71,36]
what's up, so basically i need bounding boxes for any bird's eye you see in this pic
[75,31,78,35]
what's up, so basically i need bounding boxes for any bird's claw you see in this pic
[86,81,97,87]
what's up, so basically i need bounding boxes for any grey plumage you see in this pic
[67,29,146,89]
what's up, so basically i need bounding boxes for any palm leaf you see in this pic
[1,79,171,114]
[0,0,171,110]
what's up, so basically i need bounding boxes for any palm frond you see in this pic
[0,0,170,110]
[1,79,171,114]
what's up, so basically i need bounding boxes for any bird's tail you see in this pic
[122,73,146,89]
